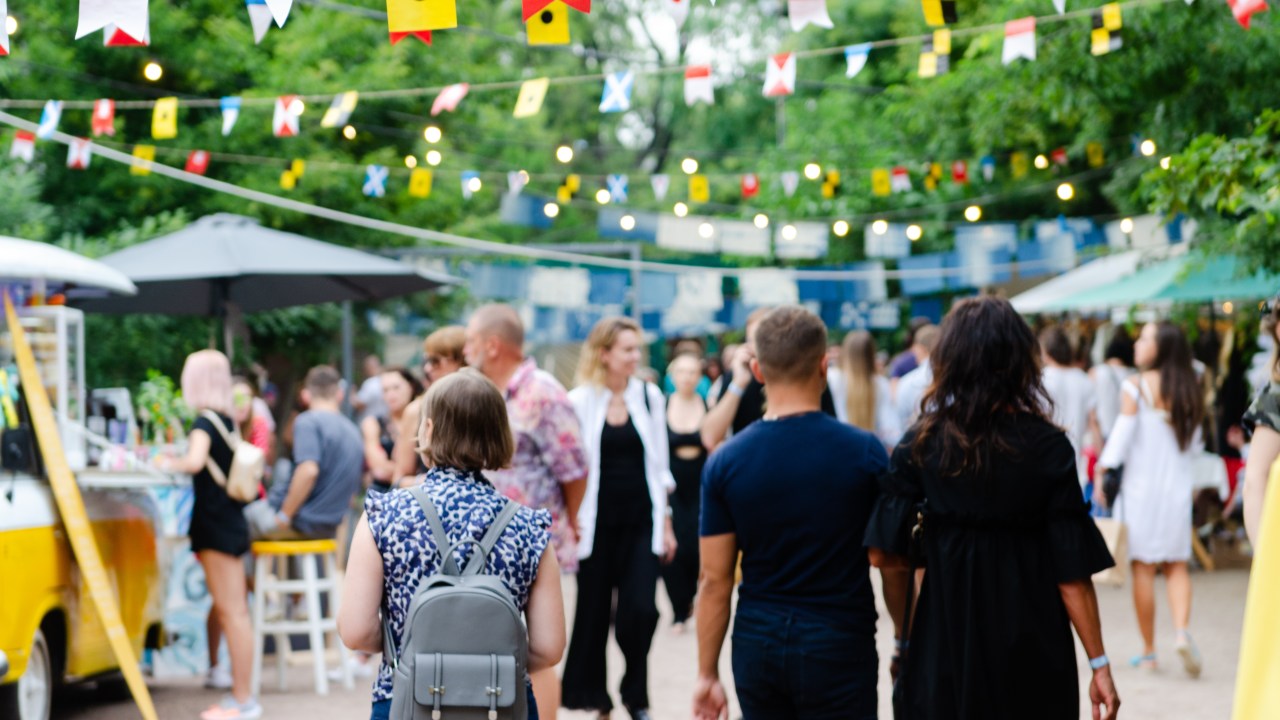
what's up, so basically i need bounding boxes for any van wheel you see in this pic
[5,628,53,720]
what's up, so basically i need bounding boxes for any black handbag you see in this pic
[1102,465,1123,509]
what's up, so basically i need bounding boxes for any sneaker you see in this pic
[1176,632,1203,679]
[204,664,233,690]
[328,656,376,681]
[199,695,263,720]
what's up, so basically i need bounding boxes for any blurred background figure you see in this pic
[829,331,901,448]
[662,353,708,634]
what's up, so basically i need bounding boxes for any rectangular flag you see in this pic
[689,174,710,203]
[92,99,116,136]
[130,144,155,176]
[152,97,178,139]
[320,91,358,128]
[37,101,63,140]
[871,168,891,196]
[432,83,468,116]
[66,138,92,170]
[684,65,714,106]
[409,168,433,198]
[273,95,301,137]
[513,78,550,118]
[921,0,956,26]
[919,30,950,78]
[185,150,210,175]
[1091,3,1122,55]
[1002,17,1036,64]
[599,71,633,113]
[9,130,35,163]
[763,53,797,97]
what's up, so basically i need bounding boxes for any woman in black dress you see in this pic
[662,353,707,632]
[865,296,1119,720]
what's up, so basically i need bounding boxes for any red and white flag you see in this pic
[763,53,796,97]
[741,173,759,199]
[67,138,93,170]
[951,160,968,184]
[0,0,10,56]
[185,150,210,175]
[273,95,300,137]
[9,130,34,163]
[890,166,912,193]
[1051,147,1069,166]
[1001,16,1036,64]
[684,65,714,106]
[1228,0,1268,29]
[788,0,833,31]
[92,99,116,136]
[104,21,149,46]
[431,83,469,116]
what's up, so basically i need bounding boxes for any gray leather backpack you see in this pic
[383,487,529,720]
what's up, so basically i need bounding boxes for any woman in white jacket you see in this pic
[562,316,676,720]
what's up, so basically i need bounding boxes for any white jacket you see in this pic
[568,378,676,560]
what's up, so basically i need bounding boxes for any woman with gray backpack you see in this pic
[339,368,567,720]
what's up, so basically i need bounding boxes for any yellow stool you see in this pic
[249,539,352,696]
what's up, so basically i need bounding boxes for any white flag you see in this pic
[246,0,273,43]
[845,44,871,78]
[9,131,35,163]
[666,0,690,27]
[651,174,671,201]
[37,101,63,140]
[508,171,528,195]
[273,95,301,137]
[1002,17,1036,64]
[75,0,148,41]
[1053,0,1066,13]
[66,138,93,169]
[264,0,292,26]
[763,53,797,97]
[788,0,833,31]
[220,97,241,137]
[781,171,800,197]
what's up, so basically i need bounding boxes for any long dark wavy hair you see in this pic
[1146,322,1204,451]
[912,296,1054,476]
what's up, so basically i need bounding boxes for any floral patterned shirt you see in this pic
[364,467,552,703]
[485,358,589,572]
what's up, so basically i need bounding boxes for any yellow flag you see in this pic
[281,170,297,190]
[290,159,306,178]
[152,97,178,140]
[565,174,581,193]
[918,52,938,79]
[871,168,891,197]
[1011,152,1029,179]
[130,145,155,176]
[1087,142,1105,168]
[387,0,456,32]
[921,0,956,26]
[821,170,840,199]
[689,174,710,203]
[527,1,570,45]
[933,29,951,55]
[320,91,359,129]
[1102,3,1122,30]
[409,168,433,198]
[513,78,551,118]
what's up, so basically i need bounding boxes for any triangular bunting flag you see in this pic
[221,97,241,136]
[1228,0,1268,28]
[67,138,92,170]
[37,101,62,140]
[264,0,292,26]
[845,44,871,78]
[788,0,833,30]
[152,97,178,140]
[600,71,634,113]
[1002,17,1036,64]
[389,30,432,44]
[781,170,800,197]
[527,2,570,45]
[890,166,912,192]
[980,155,996,182]
[871,168,891,196]
[921,0,956,26]
[684,65,714,106]
[461,170,480,199]
[130,144,155,176]
[666,0,690,28]
[741,173,759,199]
[763,53,797,97]
[522,0,589,22]
[321,91,359,128]
[513,78,550,118]
[919,30,950,78]
[0,0,9,56]
[689,174,710,203]
[185,150,210,175]
[409,168,433,198]
[607,174,629,203]
[104,21,149,46]
[363,165,389,198]
[952,160,969,184]
[92,99,116,137]
[273,95,301,137]
[9,131,35,163]
[508,171,528,195]
[246,0,273,44]
[1090,4,1122,55]
[432,83,469,116]
[651,174,670,201]
[75,0,148,41]
[1053,0,1066,13]
[388,0,455,33]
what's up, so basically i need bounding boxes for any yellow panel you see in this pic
[527,2,570,46]
[1102,3,1123,30]
[933,29,951,55]
[151,97,177,140]
[387,0,457,32]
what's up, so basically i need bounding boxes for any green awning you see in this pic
[1048,254,1279,310]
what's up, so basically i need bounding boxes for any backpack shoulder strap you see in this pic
[412,485,462,576]
[199,410,239,448]
[462,500,521,576]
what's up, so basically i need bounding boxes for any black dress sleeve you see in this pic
[1041,432,1115,583]
[1243,383,1280,440]
[863,434,924,557]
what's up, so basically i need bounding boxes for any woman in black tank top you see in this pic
[663,354,708,629]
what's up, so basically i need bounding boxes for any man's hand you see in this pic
[1089,665,1120,720]
[692,674,729,720]
[730,345,754,387]
[661,520,678,564]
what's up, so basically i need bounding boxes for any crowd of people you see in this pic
[166,289,1280,720]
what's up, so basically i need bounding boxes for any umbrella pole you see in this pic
[341,301,354,417]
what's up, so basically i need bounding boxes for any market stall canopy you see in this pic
[1046,253,1280,311]
[75,214,459,315]
[0,236,137,296]
[1010,250,1143,314]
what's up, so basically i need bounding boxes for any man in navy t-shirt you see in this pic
[692,306,888,720]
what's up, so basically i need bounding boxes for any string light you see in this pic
[964,205,982,222]
[342,125,357,140]
[1160,156,1171,170]
[556,145,574,163]
[543,202,560,218]
[1140,139,1157,157]
[619,214,636,231]
[1223,301,1235,314]
[595,189,611,204]
[803,163,822,180]
[404,155,418,168]
[6,16,18,35]
[424,126,442,143]
[673,202,689,217]
[698,222,715,239]
[832,220,850,237]
[681,158,699,175]
[753,213,769,229]
[1056,182,1075,201]
[467,176,482,193]
[287,98,305,116]
[781,224,798,241]
[426,150,442,166]
[871,219,889,235]
[1120,217,1134,234]
[518,170,530,184]
[906,224,923,241]
[1034,154,1049,170]
[143,62,163,81]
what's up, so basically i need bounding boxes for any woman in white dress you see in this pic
[1095,321,1205,677]
[828,331,902,447]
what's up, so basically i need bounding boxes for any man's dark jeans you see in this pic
[730,603,878,720]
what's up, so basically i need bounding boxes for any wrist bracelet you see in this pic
[1089,654,1110,670]
[728,383,746,398]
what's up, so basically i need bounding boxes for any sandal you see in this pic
[1176,633,1203,678]
[1129,653,1157,671]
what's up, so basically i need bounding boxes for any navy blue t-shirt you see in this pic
[701,411,887,631]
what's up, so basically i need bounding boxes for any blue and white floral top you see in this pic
[364,466,553,702]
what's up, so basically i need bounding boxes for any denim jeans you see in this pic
[730,603,878,720]
[370,681,539,720]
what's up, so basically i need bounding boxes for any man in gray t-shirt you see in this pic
[251,365,364,540]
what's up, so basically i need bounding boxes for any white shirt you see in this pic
[1043,365,1096,483]
[828,368,903,446]
[895,361,933,432]
[356,375,387,421]
[568,378,675,560]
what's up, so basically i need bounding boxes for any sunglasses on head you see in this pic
[1263,293,1280,315]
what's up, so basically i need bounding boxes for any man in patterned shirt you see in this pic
[465,303,587,720]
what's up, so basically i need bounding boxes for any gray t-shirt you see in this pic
[269,409,364,537]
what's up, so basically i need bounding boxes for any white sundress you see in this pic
[1098,378,1198,563]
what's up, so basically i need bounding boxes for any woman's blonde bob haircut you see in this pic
[181,349,234,416]
[416,368,514,472]
[575,316,642,387]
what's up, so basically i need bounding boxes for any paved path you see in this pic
[55,568,1248,719]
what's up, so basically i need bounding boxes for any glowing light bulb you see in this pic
[964,205,982,222]
[1140,139,1157,157]
[6,16,18,35]
[595,189,611,205]
[782,224,798,241]
[832,220,850,237]
[424,126,443,144]
[803,163,822,180]
[426,150,442,166]
[556,145,574,163]
[544,203,560,218]
[681,157,699,175]
[698,222,715,239]
[1223,301,1235,314]
[1160,156,1171,170]
[620,214,636,231]
[871,219,888,236]
[1120,217,1134,234]
[1057,182,1075,201]
[673,202,689,217]
[143,62,163,81]
[288,98,305,116]
[342,125,357,140]
[753,213,769,229]
[1034,154,1049,170]
[906,224,923,241]
[404,155,418,169]
[518,170,530,184]
[467,177,482,193]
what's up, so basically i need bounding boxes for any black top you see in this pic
[596,417,652,527]
[189,413,250,557]
[717,371,838,435]
[1243,382,1280,440]
[667,425,706,505]
[701,412,887,630]
[864,415,1114,720]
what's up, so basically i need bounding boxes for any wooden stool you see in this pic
[249,539,352,696]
